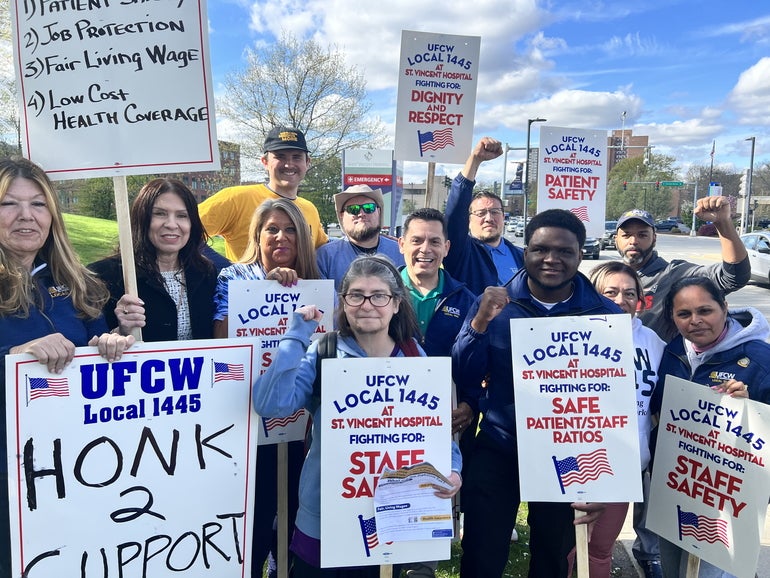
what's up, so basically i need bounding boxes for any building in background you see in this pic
[608,129,649,173]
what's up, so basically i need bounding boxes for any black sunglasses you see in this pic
[344,202,378,215]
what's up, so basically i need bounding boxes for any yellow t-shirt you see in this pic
[198,183,328,261]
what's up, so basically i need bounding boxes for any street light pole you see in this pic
[746,136,756,234]
[524,117,547,229]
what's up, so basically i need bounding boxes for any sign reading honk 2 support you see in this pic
[5,339,258,577]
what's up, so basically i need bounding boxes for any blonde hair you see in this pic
[0,157,108,318]
[240,198,320,279]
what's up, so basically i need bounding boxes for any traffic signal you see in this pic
[655,181,660,191]
[738,170,748,197]
[623,181,627,191]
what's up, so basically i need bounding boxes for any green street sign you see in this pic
[661,181,684,186]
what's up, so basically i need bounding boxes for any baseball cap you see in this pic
[334,185,385,216]
[617,209,655,229]
[263,127,308,153]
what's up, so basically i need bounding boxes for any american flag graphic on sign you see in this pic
[678,507,729,547]
[553,448,613,493]
[418,128,454,155]
[213,362,244,382]
[569,206,590,221]
[28,377,69,401]
[262,410,304,434]
[358,514,379,556]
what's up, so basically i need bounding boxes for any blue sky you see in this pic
[208,0,770,184]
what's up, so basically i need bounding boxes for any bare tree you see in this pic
[217,32,387,163]
[0,0,21,154]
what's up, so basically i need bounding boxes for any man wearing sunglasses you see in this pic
[444,137,525,296]
[316,184,404,291]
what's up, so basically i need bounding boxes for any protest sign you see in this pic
[536,126,608,238]
[648,376,770,578]
[512,315,642,502]
[5,339,258,577]
[320,357,452,567]
[10,0,219,178]
[394,30,479,164]
[227,279,334,444]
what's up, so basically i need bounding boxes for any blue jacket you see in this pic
[452,269,622,455]
[444,173,524,296]
[651,307,770,414]
[253,314,462,540]
[0,263,108,358]
[0,263,108,473]
[401,268,476,358]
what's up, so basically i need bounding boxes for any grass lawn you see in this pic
[62,212,227,265]
[436,505,531,578]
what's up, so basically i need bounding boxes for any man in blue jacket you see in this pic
[453,209,621,578]
[444,137,525,296]
[398,208,476,577]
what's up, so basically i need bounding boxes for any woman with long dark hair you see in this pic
[89,178,219,341]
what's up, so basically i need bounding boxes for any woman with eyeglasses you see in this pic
[316,185,404,292]
[254,255,462,577]
[565,261,666,578]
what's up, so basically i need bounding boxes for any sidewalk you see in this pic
[615,505,770,576]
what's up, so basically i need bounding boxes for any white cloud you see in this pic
[728,57,770,126]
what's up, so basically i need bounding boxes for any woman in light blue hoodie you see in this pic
[253,255,462,577]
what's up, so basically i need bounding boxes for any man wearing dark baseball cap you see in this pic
[615,198,750,342]
[199,126,327,261]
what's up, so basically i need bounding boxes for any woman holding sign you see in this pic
[651,276,769,578]
[213,197,320,578]
[564,262,666,577]
[212,197,321,336]
[0,157,135,578]
[89,178,220,341]
[253,255,462,577]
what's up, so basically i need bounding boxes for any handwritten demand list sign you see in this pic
[10,0,219,178]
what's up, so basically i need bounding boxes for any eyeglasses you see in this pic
[469,208,504,218]
[602,288,639,301]
[344,202,378,216]
[340,293,393,307]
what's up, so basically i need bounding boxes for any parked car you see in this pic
[654,217,684,232]
[602,220,618,249]
[741,232,770,285]
[582,237,601,260]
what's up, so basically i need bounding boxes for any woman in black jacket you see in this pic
[89,178,220,341]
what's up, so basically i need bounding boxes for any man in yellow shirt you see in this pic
[199,127,328,261]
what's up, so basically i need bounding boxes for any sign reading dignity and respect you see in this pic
[320,357,453,567]
[512,315,642,502]
[648,377,770,578]
[10,0,219,178]
[536,126,608,238]
[394,30,479,164]
[228,279,334,444]
[5,339,258,577]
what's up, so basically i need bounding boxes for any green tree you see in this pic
[73,176,145,220]
[218,32,388,165]
[300,154,341,228]
[607,154,679,219]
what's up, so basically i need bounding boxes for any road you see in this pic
[505,231,770,322]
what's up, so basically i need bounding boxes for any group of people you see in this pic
[1,128,768,578]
